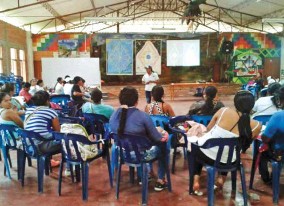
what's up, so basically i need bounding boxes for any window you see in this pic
[0,46,3,73]
[19,49,26,79]
[10,48,17,75]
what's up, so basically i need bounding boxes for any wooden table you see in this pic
[169,82,217,100]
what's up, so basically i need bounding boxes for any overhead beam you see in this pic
[39,1,66,27]
[0,0,54,13]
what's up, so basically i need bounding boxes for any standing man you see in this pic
[142,66,159,103]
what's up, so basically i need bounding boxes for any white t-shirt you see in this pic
[252,96,280,117]
[29,86,37,95]
[63,83,73,96]
[142,72,159,91]
[55,83,64,94]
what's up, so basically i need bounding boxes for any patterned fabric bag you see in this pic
[60,123,98,161]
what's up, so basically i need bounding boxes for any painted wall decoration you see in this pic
[135,40,162,75]
[106,39,133,75]
[58,39,78,57]
[32,34,92,52]
[234,51,262,76]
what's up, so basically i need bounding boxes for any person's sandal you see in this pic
[154,181,167,192]
[193,190,203,196]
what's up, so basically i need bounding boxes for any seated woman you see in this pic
[82,88,114,119]
[1,83,26,117]
[191,90,261,195]
[0,92,23,128]
[260,85,284,183]
[19,82,33,105]
[24,91,61,166]
[71,76,86,108]
[54,77,64,94]
[110,86,170,191]
[252,82,281,117]
[188,86,224,116]
[145,85,175,117]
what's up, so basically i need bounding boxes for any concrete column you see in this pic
[26,31,34,81]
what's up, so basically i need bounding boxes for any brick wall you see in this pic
[0,20,28,79]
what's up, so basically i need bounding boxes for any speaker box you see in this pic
[92,46,101,57]
[221,41,233,54]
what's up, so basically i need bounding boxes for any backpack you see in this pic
[60,123,98,161]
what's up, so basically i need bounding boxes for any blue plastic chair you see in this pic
[17,129,60,193]
[249,115,272,189]
[112,133,172,206]
[0,124,22,179]
[150,115,170,129]
[58,116,84,125]
[50,94,74,116]
[188,137,248,206]
[191,115,212,126]
[169,115,191,174]
[53,132,113,201]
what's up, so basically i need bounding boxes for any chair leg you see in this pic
[249,141,259,189]
[75,165,81,183]
[20,153,27,187]
[272,161,280,204]
[142,163,149,206]
[187,151,194,194]
[129,166,135,184]
[111,144,118,179]
[82,162,89,201]
[207,167,215,206]
[239,164,248,206]
[16,150,23,180]
[116,161,122,200]
[44,157,50,176]
[37,157,45,193]
[171,147,177,174]
[105,148,113,188]
[27,157,32,167]
[7,148,12,168]
[231,171,237,191]
[2,146,11,179]
[58,160,64,196]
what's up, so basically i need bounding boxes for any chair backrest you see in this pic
[83,113,110,139]
[150,115,170,129]
[53,132,98,162]
[0,124,19,149]
[191,115,212,126]
[50,94,71,109]
[195,137,240,172]
[169,115,191,126]
[59,116,84,125]
[111,133,154,164]
[253,115,272,126]
[17,129,47,157]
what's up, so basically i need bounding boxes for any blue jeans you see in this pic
[145,91,151,104]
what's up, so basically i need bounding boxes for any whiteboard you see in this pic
[41,58,101,88]
[166,40,200,66]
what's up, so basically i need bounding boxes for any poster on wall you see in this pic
[234,52,262,76]
[106,39,133,75]
[58,39,78,57]
[135,40,161,75]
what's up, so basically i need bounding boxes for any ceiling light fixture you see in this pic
[84,17,131,22]
[151,27,176,31]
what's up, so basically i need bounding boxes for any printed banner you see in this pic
[106,39,133,75]
[135,40,161,75]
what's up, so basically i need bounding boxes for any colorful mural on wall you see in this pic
[32,33,93,52]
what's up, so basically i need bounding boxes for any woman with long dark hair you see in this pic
[191,90,261,195]
[188,86,224,116]
[145,85,175,117]
[110,86,170,191]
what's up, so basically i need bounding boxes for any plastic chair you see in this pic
[249,115,272,189]
[191,115,212,126]
[150,115,170,129]
[50,94,74,116]
[58,116,84,125]
[188,137,248,206]
[17,129,60,193]
[53,132,113,201]
[168,115,191,174]
[112,133,172,206]
[0,124,22,179]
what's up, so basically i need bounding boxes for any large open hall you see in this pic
[0,0,284,205]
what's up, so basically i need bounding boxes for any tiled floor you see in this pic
[0,94,283,206]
